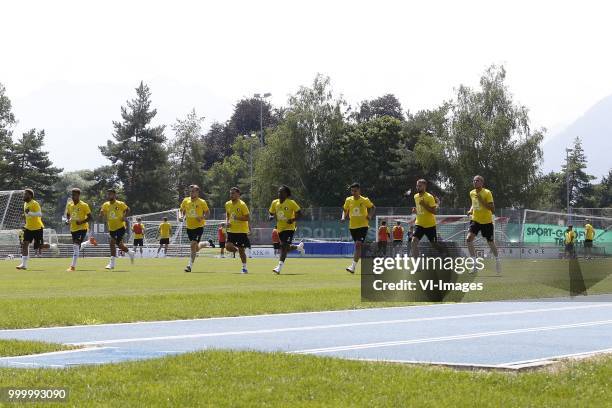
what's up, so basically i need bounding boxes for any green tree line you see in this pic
[1,66,610,229]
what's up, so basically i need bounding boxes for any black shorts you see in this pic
[109,227,126,243]
[159,238,170,245]
[565,243,575,252]
[469,221,494,242]
[71,230,87,244]
[219,241,225,248]
[273,242,280,250]
[24,228,44,248]
[413,225,437,242]
[133,238,144,246]
[186,227,204,242]
[584,239,593,248]
[279,230,295,245]
[227,232,250,248]
[350,227,369,242]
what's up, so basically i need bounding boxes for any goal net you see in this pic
[375,214,510,245]
[522,209,612,256]
[127,209,225,246]
[0,190,24,230]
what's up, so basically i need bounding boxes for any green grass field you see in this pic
[1,256,611,407]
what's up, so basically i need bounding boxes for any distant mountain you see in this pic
[542,95,612,179]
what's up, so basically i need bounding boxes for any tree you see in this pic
[253,74,348,207]
[100,82,173,213]
[169,109,206,201]
[52,170,97,220]
[0,83,16,184]
[202,121,235,170]
[354,94,404,123]
[595,169,612,207]
[227,98,275,140]
[204,135,258,207]
[562,136,596,208]
[5,129,63,201]
[444,65,544,208]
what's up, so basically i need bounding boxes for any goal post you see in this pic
[0,190,25,230]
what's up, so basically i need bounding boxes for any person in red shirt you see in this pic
[218,223,226,258]
[377,221,390,256]
[272,228,280,255]
[392,221,404,255]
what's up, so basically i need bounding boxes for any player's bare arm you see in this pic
[367,205,376,220]
[288,209,303,224]
[421,200,437,215]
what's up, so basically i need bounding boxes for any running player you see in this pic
[65,188,92,271]
[217,222,226,258]
[179,185,210,272]
[16,188,58,270]
[269,185,305,274]
[224,187,250,273]
[392,221,404,255]
[156,217,171,257]
[466,175,501,274]
[584,220,594,259]
[410,179,439,257]
[341,182,375,274]
[132,218,145,257]
[99,189,135,270]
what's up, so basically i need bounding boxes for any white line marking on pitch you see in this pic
[291,319,612,354]
[67,304,612,346]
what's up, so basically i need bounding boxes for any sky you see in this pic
[2,0,612,171]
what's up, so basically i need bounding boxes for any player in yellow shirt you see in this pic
[224,186,251,274]
[341,182,375,274]
[131,218,145,257]
[156,217,172,258]
[179,184,210,272]
[16,188,58,270]
[99,188,135,270]
[410,179,439,258]
[269,185,305,274]
[584,220,595,259]
[564,225,577,259]
[466,175,501,274]
[65,188,93,271]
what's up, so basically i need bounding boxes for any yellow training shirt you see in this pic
[24,200,44,230]
[225,199,250,234]
[343,196,374,229]
[414,192,437,228]
[269,199,301,232]
[180,197,209,229]
[470,188,494,224]
[585,224,594,240]
[67,200,91,232]
[101,200,128,232]
[159,222,171,239]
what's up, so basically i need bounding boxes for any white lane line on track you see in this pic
[291,319,612,354]
[68,304,612,346]
[0,347,115,362]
